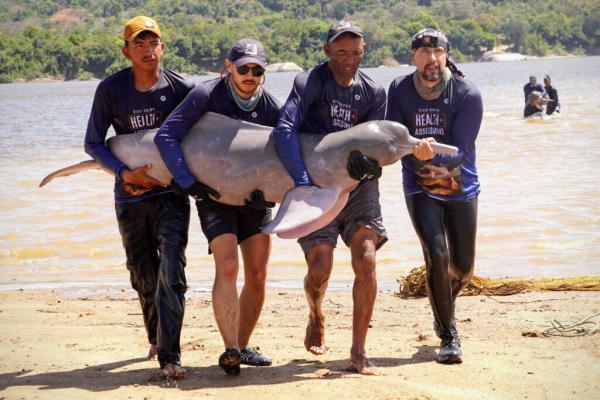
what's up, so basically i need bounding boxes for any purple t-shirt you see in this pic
[386,72,483,202]
[154,77,282,188]
[84,67,194,203]
[273,62,386,186]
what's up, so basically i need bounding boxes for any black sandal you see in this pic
[219,348,241,376]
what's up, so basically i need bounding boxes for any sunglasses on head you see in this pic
[236,64,265,77]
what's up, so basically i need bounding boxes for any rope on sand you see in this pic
[397,266,600,298]
[542,313,600,337]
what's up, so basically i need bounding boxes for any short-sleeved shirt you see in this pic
[273,62,387,186]
[84,67,194,203]
[154,77,281,188]
[386,72,483,202]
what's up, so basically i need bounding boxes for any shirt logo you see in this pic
[128,108,163,131]
[330,99,358,129]
[413,108,446,136]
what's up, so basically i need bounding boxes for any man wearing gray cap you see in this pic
[155,38,280,376]
[273,19,387,375]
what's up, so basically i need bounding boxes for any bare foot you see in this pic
[304,316,326,355]
[347,354,382,376]
[161,363,187,379]
[147,344,157,360]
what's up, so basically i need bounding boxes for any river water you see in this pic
[1,56,599,294]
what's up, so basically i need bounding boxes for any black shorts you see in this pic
[298,179,388,254]
[195,198,272,249]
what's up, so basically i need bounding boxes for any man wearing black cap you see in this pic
[386,26,483,364]
[273,19,387,375]
[155,38,280,376]
[84,16,195,378]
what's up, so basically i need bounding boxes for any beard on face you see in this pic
[421,62,442,82]
[232,76,258,97]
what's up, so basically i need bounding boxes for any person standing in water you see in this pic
[543,75,560,115]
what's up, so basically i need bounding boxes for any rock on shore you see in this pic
[479,50,528,62]
[266,62,303,72]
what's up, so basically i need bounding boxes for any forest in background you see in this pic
[1,0,599,82]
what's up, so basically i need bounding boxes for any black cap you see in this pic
[227,38,267,68]
[411,26,450,52]
[326,20,364,44]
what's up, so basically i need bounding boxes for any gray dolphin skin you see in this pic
[39,112,457,238]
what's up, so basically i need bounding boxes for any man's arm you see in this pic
[436,84,483,165]
[84,82,128,179]
[385,78,406,124]
[272,72,316,186]
[154,84,211,189]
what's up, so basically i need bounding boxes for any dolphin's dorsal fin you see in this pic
[263,186,346,238]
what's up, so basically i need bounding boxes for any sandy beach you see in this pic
[1,288,598,400]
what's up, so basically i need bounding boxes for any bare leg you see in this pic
[346,227,381,376]
[161,362,187,379]
[303,244,334,355]
[211,234,241,350]
[238,233,270,348]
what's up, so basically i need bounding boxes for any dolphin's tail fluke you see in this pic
[39,160,104,188]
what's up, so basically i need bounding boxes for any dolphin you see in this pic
[39,112,457,238]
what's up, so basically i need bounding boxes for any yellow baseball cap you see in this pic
[123,16,161,42]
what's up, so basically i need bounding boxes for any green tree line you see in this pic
[0,0,599,83]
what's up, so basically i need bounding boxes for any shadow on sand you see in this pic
[0,345,438,392]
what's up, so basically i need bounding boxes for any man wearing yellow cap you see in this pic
[84,16,196,379]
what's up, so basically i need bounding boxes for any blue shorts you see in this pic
[298,180,388,254]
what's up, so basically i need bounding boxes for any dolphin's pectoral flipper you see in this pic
[263,186,344,238]
[275,192,349,239]
[39,160,105,188]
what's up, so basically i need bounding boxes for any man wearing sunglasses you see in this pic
[155,38,280,376]
[272,20,387,375]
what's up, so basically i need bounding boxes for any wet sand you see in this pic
[1,289,599,399]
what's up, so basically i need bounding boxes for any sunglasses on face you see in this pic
[236,65,265,77]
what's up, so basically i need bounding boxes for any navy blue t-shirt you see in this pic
[386,72,483,202]
[154,77,282,188]
[84,67,194,203]
[273,62,387,186]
